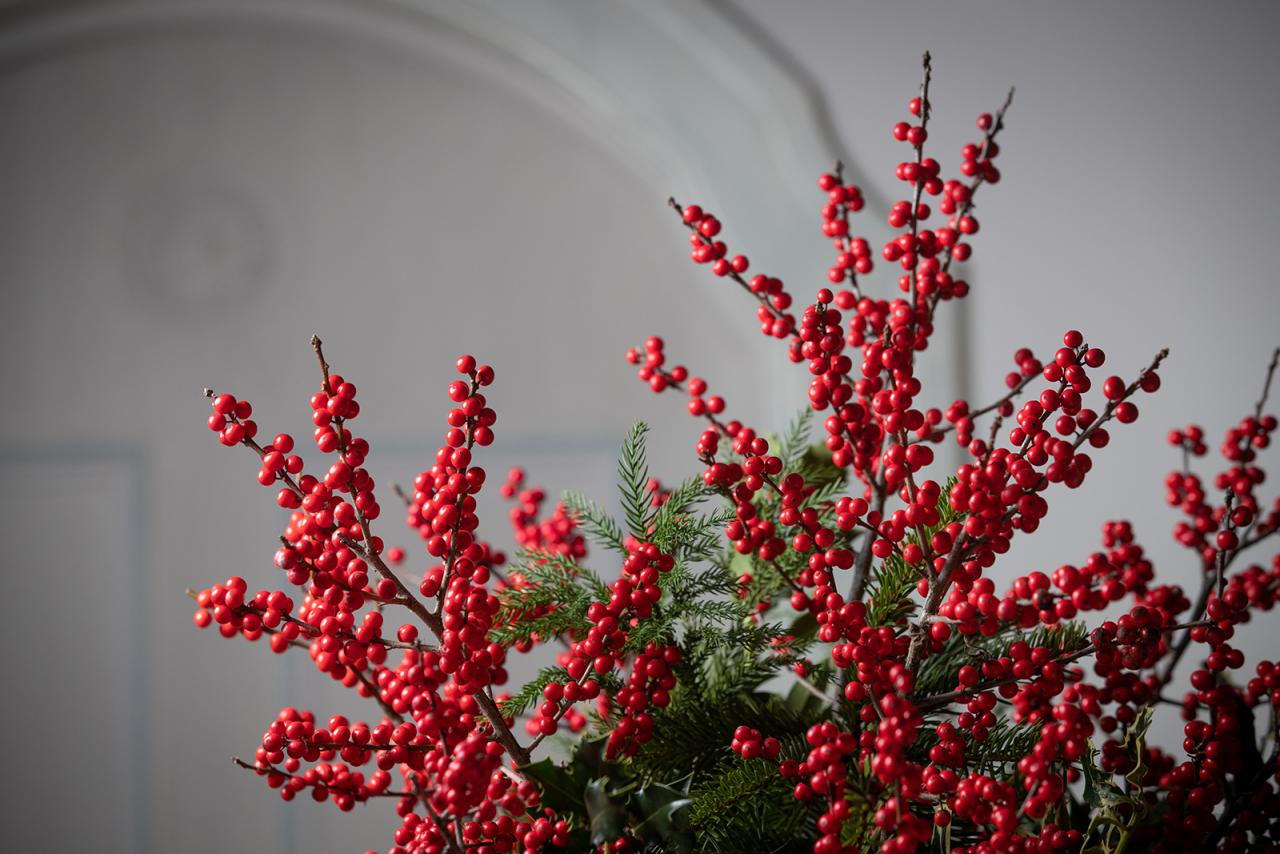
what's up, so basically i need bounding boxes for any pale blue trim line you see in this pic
[0,443,149,854]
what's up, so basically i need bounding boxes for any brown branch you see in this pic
[918,370,1035,444]
[1072,347,1169,451]
[666,197,786,322]
[1157,490,1242,691]
[933,86,1015,277]
[904,50,933,305]
[230,756,412,799]
[421,795,465,854]
[187,585,434,655]
[1157,347,1280,689]
[903,533,972,674]
[848,474,888,602]
[353,666,404,725]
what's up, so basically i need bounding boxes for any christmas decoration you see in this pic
[192,53,1280,853]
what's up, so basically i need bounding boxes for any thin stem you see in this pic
[1253,346,1280,422]
[231,756,413,799]
[185,588,433,654]
[666,198,786,323]
[353,666,405,724]
[927,85,1015,317]
[1156,490,1240,691]
[917,370,1036,444]
[848,475,887,601]
[421,796,465,854]
[904,51,933,306]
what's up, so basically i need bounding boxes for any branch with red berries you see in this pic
[190,52,1280,854]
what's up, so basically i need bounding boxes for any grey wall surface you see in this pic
[0,1,1276,851]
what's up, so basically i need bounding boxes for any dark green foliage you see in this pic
[495,433,1127,853]
[688,759,818,854]
[500,426,845,852]
[499,666,571,718]
[865,550,920,627]
[1082,707,1156,850]
[909,720,1043,776]
[777,408,814,468]
[490,549,608,647]
[521,738,695,853]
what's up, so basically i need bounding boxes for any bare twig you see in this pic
[1253,346,1280,421]
[666,197,786,323]
[231,756,413,799]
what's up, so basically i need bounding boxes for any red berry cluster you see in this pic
[193,52,1280,854]
[499,468,586,559]
[605,642,681,758]
[729,725,781,761]
[672,202,796,340]
[627,52,1280,854]
[197,341,589,854]
[817,169,873,288]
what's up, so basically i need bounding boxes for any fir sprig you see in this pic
[562,490,628,554]
[618,421,655,540]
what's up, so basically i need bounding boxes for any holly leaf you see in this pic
[1080,739,1121,808]
[632,783,692,852]
[1121,706,1154,791]
[520,758,587,819]
[585,778,629,845]
[572,736,610,779]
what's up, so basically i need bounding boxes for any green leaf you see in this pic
[571,737,610,779]
[651,475,712,546]
[520,758,588,819]
[585,778,629,845]
[632,783,692,853]
[689,758,818,853]
[913,621,1089,699]
[1121,705,1154,791]
[1081,739,1121,808]
[865,550,919,627]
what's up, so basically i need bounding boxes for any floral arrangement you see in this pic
[192,54,1280,853]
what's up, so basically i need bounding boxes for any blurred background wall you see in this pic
[0,1,1276,851]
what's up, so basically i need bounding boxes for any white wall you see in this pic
[1,1,1277,850]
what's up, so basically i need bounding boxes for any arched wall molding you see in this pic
[0,0,889,414]
[0,0,857,223]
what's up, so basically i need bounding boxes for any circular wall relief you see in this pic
[122,174,274,312]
